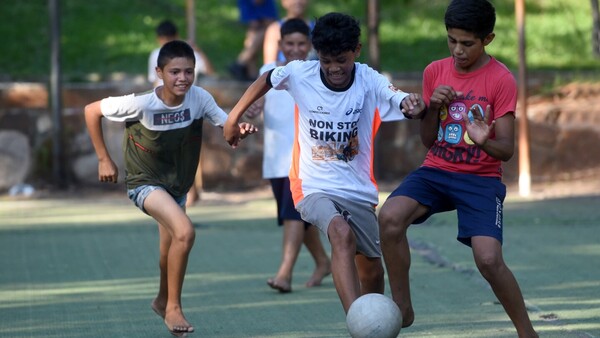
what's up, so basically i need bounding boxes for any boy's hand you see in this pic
[224,120,242,148]
[401,93,426,118]
[239,122,258,140]
[98,158,118,183]
[461,104,494,147]
[430,85,463,111]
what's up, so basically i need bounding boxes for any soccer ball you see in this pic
[346,293,402,338]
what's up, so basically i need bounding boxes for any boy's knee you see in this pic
[378,206,396,227]
[328,219,355,247]
[474,253,503,275]
[174,227,196,247]
[378,206,408,234]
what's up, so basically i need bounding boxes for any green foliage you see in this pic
[3,0,599,81]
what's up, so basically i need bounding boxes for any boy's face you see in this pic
[318,45,361,89]
[156,57,195,98]
[447,28,494,73]
[279,32,311,63]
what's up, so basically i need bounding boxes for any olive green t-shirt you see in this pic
[100,86,228,197]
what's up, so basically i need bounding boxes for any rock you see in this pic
[0,130,31,190]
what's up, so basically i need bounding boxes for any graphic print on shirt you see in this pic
[308,114,359,163]
[444,124,462,144]
[431,92,490,164]
[449,101,466,121]
[153,108,192,126]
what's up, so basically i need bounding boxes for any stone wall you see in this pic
[1,78,599,193]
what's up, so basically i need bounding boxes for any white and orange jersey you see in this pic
[268,60,410,206]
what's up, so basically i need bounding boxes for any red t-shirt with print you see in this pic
[422,56,517,177]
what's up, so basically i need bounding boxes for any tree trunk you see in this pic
[186,0,196,43]
[592,0,600,57]
[366,0,380,70]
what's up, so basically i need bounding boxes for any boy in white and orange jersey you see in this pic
[224,12,425,319]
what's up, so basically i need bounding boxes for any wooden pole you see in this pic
[49,0,65,188]
[516,0,531,197]
[592,0,600,57]
[186,0,196,43]
[367,0,380,70]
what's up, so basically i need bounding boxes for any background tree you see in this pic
[592,0,600,57]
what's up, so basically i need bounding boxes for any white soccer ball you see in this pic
[346,293,402,338]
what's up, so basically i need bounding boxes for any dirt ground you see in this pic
[510,81,600,199]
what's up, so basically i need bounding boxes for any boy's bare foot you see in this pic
[164,308,194,335]
[401,307,415,328]
[267,277,291,293]
[151,299,166,319]
[305,262,331,287]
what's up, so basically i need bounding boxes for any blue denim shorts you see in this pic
[127,185,186,214]
[388,166,506,246]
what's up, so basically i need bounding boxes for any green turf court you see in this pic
[0,189,598,337]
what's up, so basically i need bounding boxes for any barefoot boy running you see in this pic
[85,40,257,337]
[247,18,331,293]
[224,12,425,315]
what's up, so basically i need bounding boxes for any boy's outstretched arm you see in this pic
[84,100,118,183]
[400,93,426,119]
[224,71,272,148]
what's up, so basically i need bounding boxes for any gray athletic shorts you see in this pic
[296,192,381,258]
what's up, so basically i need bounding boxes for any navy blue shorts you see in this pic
[270,178,309,229]
[388,166,506,246]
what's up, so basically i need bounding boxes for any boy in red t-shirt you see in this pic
[378,1,538,337]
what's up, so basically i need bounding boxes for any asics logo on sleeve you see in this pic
[345,107,362,115]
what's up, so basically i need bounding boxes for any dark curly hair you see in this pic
[311,12,360,57]
[444,0,496,40]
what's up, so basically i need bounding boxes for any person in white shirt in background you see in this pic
[246,18,331,293]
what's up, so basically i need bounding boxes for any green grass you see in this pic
[4,0,600,81]
[0,191,599,337]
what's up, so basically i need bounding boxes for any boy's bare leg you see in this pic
[145,190,196,333]
[185,185,199,207]
[327,216,361,313]
[237,20,271,79]
[355,255,384,294]
[379,196,427,328]
[185,161,203,207]
[471,236,538,338]
[151,222,171,318]
[268,219,304,292]
[303,225,331,287]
